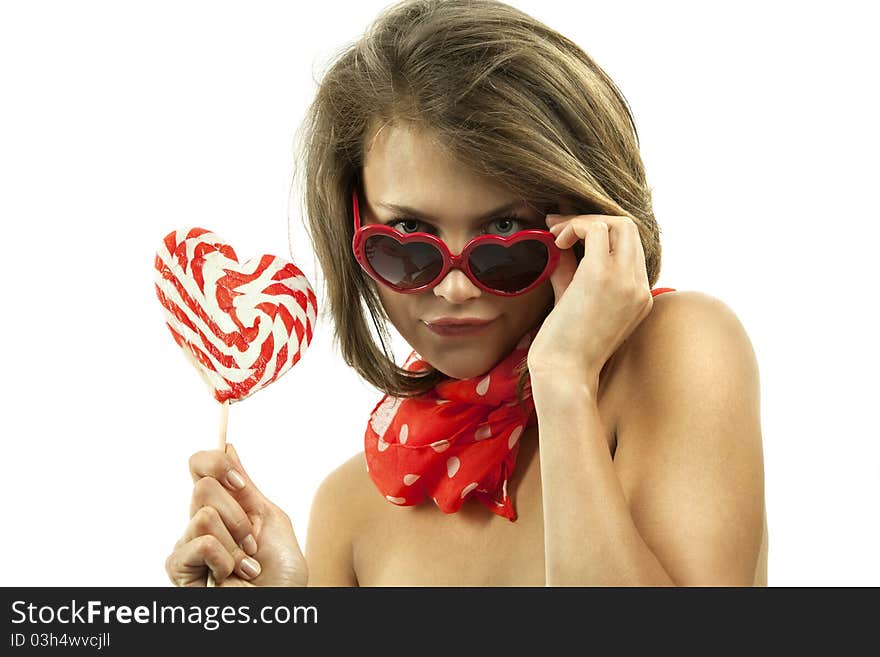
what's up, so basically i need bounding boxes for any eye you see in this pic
[384,215,534,235]
[486,216,528,235]
[385,218,428,234]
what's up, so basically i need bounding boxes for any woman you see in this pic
[165,0,767,586]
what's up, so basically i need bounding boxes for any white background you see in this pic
[1,0,877,586]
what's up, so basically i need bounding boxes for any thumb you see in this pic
[549,246,578,308]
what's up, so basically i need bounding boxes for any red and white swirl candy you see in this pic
[154,227,318,403]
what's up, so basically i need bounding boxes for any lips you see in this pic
[422,317,496,336]
[424,317,495,327]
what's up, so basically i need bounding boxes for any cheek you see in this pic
[375,286,398,317]
[375,286,418,325]
[516,283,554,321]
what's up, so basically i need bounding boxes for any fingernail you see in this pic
[240,557,261,579]
[241,534,258,556]
[225,469,246,490]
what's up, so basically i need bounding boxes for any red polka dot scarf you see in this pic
[364,327,538,521]
[364,287,677,522]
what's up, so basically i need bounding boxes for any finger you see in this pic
[189,448,246,490]
[225,444,255,488]
[544,214,572,229]
[183,506,262,580]
[555,219,611,255]
[610,217,640,262]
[185,503,259,557]
[585,221,611,258]
[548,245,578,307]
[547,220,566,235]
[189,444,267,515]
[629,219,649,273]
[189,476,257,552]
[223,444,272,517]
[609,219,651,292]
[165,535,235,587]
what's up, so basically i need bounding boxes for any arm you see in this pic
[530,292,765,586]
[305,461,360,586]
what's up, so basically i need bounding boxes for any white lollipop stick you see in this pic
[206,400,230,588]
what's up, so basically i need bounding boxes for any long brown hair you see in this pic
[292,0,662,402]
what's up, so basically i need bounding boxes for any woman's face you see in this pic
[359,121,555,380]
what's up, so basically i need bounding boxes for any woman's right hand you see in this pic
[165,443,308,587]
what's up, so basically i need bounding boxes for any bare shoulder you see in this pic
[305,451,374,586]
[641,288,753,343]
[615,289,761,431]
[310,451,376,533]
[611,289,766,585]
[617,289,759,383]
[317,451,373,498]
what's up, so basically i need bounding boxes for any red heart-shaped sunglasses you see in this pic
[351,188,562,296]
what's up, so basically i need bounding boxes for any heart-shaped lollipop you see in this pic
[154,227,316,588]
[154,227,318,403]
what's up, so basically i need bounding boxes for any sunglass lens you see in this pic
[469,241,549,293]
[364,235,443,290]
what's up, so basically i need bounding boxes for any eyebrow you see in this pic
[376,199,532,223]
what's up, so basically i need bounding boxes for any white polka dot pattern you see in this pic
[460,482,479,498]
[474,424,492,441]
[370,396,403,440]
[508,425,523,449]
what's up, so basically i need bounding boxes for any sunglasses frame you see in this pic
[350,187,562,296]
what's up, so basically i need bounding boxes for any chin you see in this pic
[410,323,513,380]
[430,357,498,380]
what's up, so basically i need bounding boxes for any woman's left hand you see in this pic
[527,209,654,392]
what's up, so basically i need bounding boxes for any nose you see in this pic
[432,266,482,303]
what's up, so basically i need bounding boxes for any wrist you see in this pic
[529,371,599,405]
